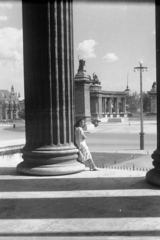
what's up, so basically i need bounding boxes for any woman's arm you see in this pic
[75,128,81,149]
[81,128,87,140]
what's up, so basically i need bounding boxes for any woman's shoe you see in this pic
[90,167,101,171]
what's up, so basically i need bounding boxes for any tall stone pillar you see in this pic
[90,83,102,121]
[10,110,13,120]
[17,1,85,175]
[98,95,103,118]
[115,98,119,117]
[5,108,8,120]
[106,98,108,114]
[74,60,94,131]
[122,98,127,117]
[108,98,113,117]
[104,98,106,116]
[102,98,104,115]
[146,4,159,185]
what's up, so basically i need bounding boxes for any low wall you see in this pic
[0,144,24,167]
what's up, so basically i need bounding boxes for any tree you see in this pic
[126,91,140,111]
[126,91,150,113]
[142,92,150,112]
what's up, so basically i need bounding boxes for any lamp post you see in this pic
[134,61,148,150]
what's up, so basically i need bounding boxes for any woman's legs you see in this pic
[87,158,100,170]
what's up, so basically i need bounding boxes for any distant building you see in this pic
[0,86,22,121]
[74,59,127,129]
[148,81,157,115]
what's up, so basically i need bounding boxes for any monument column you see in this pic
[5,106,8,120]
[108,98,113,117]
[105,98,108,115]
[122,98,127,117]
[102,98,105,115]
[104,97,107,116]
[115,98,119,117]
[17,1,85,175]
[74,60,94,130]
[10,110,13,120]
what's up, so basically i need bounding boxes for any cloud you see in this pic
[0,3,13,9]
[0,16,8,21]
[102,53,118,62]
[0,27,23,66]
[77,39,97,59]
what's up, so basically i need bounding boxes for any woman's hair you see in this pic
[75,118,85,128]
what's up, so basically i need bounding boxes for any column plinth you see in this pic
[17,1,85,176]
[146,150,160,186]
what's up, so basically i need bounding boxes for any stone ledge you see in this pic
[0,145,24,155]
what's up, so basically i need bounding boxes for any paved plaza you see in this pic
[0,118,159,239]
[0,119,157,170]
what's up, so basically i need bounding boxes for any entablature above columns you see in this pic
[101,91,127,98]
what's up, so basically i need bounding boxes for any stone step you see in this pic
[108,117,124,122]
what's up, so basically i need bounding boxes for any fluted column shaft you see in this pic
[17,0,85,176]
[115,98,119,115]
[108,98,112,115]
[104,98,106,114]
[106,98,108,113]
[146,3,160,185]
[5,109,7,120]
[102,97,106,114]
[122,98,126,113]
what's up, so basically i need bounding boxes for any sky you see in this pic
[0,1,156,98]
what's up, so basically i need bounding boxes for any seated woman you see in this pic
[75,118,100,171]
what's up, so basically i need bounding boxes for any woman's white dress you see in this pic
[75,127,92,161]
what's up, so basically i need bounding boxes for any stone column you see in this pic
[10,110,13,120]
[115,98,119,117]
[98,95,102,118]
[17,1,85,176]
[122,98,127,117]
[113,98,116,116]
[102,98,104,114]
[5,108,7,120]
[102,97,105,116]
[146,5,159,185]
[104,97,106,117]
[105,98,108,115]
[108,98,113,117]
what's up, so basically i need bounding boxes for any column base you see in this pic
[146,149,160,186]
[17,160,85,176]
[17,145,85,176]
[146,168,160,187]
